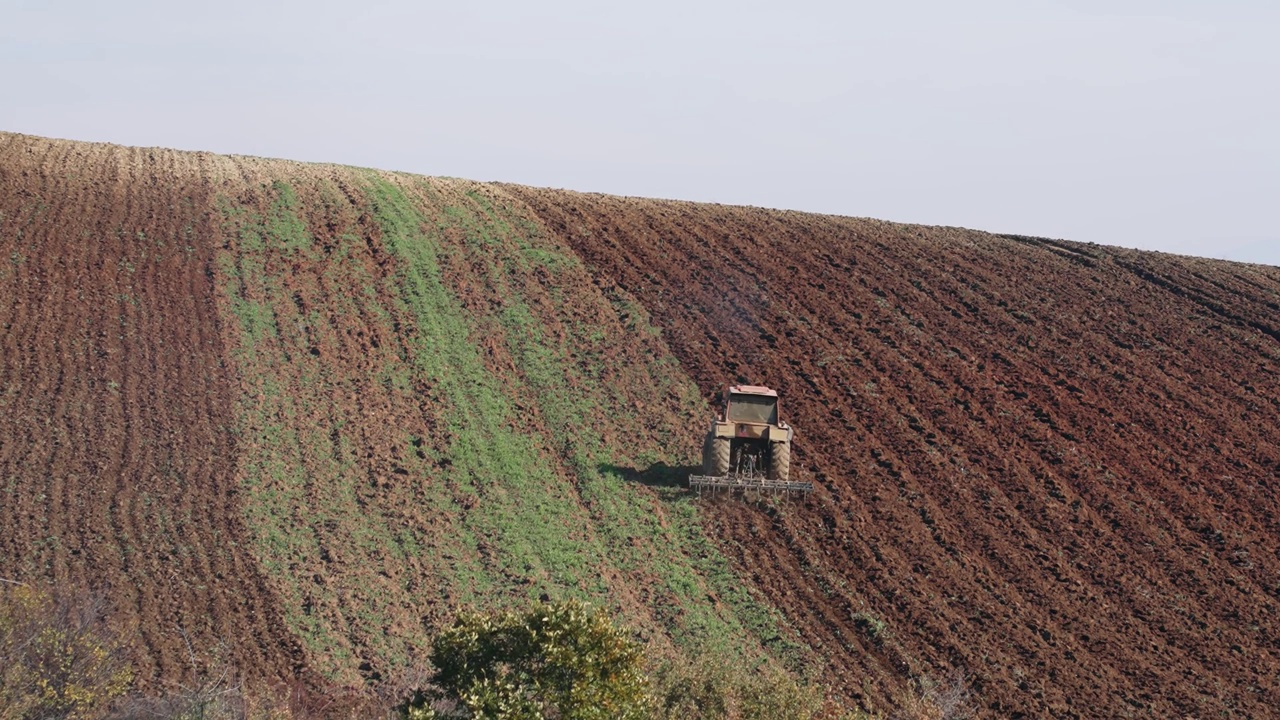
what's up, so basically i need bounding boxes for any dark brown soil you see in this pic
[4,130,1279,719]
[508,187,1280,719]
[0,134,304,687]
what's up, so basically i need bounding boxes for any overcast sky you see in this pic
[3,0,1277,265]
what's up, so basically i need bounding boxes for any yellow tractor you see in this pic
[689,385,811,495]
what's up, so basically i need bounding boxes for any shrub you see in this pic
[0,582,133,720]
[399,600,649,720]
[647,653,824,720]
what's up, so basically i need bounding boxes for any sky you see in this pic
[2,0,1277,266]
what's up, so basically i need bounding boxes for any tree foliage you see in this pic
[399,600,649,720]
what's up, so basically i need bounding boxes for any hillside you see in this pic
[2,131,1278,718]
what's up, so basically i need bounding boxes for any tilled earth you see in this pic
[0,135,305,685]
[2,131,1279,718]
[510,188,1280,718]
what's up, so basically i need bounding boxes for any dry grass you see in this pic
[887,674,972,720]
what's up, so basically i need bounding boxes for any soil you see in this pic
[0,134,305,687]
[3,130,1279,718]
[508,187,1280,718]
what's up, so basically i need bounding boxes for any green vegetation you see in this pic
[365,176,602,596]
[399,600,650,720]
[215,181,444,676]
[209,172,801,687]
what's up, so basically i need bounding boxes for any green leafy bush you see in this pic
[399,600,649,720]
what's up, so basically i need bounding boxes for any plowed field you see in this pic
[2,131,1279,718]
[510,189,1280,717]
[0,136,305,684]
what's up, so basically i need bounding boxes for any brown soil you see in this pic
[4,130,1279,719]
[0,134,304,687]
[508,188,1280,718]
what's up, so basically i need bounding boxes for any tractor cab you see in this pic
[724,385,779,425]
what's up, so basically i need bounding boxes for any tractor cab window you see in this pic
[726,394,778,424]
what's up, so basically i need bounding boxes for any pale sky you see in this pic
[3,0,1277,266]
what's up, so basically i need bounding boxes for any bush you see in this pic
[399,600,649,720]
[0,582,133,720]
[647,653,824,720]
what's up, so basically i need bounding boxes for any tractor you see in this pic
[689,385,811,495]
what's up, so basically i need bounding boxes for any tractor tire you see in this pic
[708,436,731,477]
[769,441,791,482]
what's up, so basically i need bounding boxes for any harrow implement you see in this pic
[688,471,813,496]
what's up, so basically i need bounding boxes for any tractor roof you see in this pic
[729,385,778,397]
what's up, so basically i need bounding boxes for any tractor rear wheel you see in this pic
[708,436,731,476]
[769,441,791,482]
